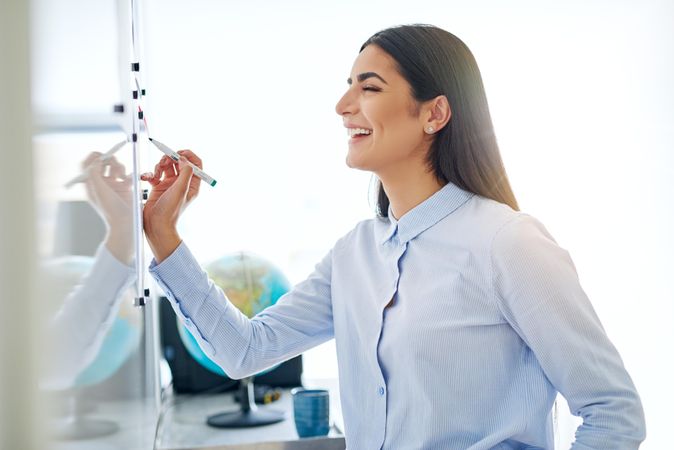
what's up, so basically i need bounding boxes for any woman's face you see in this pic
[335,44,430,174]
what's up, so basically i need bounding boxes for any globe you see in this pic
[178,251,292,378]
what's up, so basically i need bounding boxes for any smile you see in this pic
[347,127,373,138]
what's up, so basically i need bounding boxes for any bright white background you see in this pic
[32,0,673,448]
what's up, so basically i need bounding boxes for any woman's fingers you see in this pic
[151,156,168,181]
[177,150,202,169]
[142,151,203,207]
[148,151,201,183]
[153,155,177,180]
[153,160,162,180]
[140,172,160,186]
[165,156,178,178]
[143,155,181,188]
[175,150,203,203]
[179,158,201,202]
[174,156,195,199]
[170,158,180,178]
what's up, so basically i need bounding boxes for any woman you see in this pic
[142,25,646,449]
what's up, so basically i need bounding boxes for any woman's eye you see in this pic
[362,86,381,92]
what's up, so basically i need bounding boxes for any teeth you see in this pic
[347,128,372,137]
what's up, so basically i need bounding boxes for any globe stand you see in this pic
[50,395,119,440]
[206,376,285,428]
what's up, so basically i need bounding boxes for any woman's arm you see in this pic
[142,150,334,378]
[150,242,334,379]
[490,214,646,450]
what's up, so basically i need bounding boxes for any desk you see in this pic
[155,378,345,450]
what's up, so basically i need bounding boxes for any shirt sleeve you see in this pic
[150,241,335,379]
[490,214,646,449]
[44,243,135,390]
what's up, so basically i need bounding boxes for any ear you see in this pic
[422,95,451,135]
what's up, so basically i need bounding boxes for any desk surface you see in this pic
[155,378,345,450]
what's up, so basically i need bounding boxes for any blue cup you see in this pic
[291,388,330,438]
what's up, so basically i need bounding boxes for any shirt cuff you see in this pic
[149,241,211,314]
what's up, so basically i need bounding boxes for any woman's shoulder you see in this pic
[466,193,521,221]
[451,194,520,233]
[466,196,561,256]
[455,194,556,248]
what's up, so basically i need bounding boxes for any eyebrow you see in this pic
[347,72,388,85]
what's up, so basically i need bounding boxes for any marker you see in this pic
[148,138,217,187]
[64,139,129,188]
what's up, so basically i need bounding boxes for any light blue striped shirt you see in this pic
[150,182,645,449]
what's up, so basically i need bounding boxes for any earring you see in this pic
[426,126,435,134]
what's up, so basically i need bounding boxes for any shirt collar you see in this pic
[374,182,475,246]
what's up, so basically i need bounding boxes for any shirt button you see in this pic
[378,386,385,396]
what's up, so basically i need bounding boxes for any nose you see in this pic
[335,88,356,117]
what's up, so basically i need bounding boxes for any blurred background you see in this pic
[1,0,672,448]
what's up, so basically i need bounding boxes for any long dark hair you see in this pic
[361,24,519,216]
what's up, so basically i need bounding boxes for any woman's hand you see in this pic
[82,152,134,264]
[141,150,202,263]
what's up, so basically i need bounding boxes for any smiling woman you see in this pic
[142,23,646,450]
